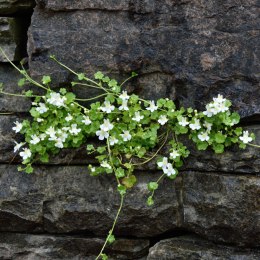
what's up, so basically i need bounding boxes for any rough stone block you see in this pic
[28,1,260,119]
[0,0,35,15]
[183,171,260,247]
[0,64,32,112]
[0,17,27,62]
[148,236,260,260]
[0,165,182,236]
[0,233,149,259]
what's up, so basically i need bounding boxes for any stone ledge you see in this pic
[0,232,149,259]
[148,235,260,260]
[0,0,35,15]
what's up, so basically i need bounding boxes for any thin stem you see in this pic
[0,112,14,115]
[95,194,125,260]
[75,93,108,102]
[120,75,135,87]
[50,56,102,88]
[248,143,260,148]
[133,130,169,166]
[107,139,120,185]
[0,48,47,91]
[0,90,41,98]
[72,82,109,92]
[150,173,165,198]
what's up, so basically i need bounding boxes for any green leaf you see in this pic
[148,182,158,191]
[107,233,115,244]
[115,167,125,178]
[234,127,242,136]
[25,165,33,174]
[18,78,26,87]
[40,154,49,163]
[122,175,137,189]
[30,108,40,118]
[65,92,76,103]
[117,184,127,196]
[131,71,138,77]
[213,143,225,154]
[197,142,208,150]
[97,146,106,154]
[94,71,104,80]
[215,133,226,144]
[86,144,95,151]
[77,73,85,80]
[147,196,154,206]
[59,88,67,95]
[42,75,51,85]
[101,254,108,260]
[25,90,33,97]
[102,76,110,83]
[108,79,118,87]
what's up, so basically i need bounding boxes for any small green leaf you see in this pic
[101,254,108,260]
[59,88,67,95]
[86,144,95,151]
[65,92,76,103]
[215,133,226,144]
[97,146,106,154]
[18,78,26,87]
[25,90,33,97]
[213,143,224,153]
[197,142,208,150]
[131,71,138,77]
[147,196,154,206]
[117,184,127,196]
[122,175,137,189]
[25,165,33,174]
[107,233,115,244]
[77,73,85,80]
[115,167,125,178]
[94,71,104,80]
[42,75,51,85]
[108,79,118,87]
[148,182,158,191]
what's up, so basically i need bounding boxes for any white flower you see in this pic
[178,117,189,127]
[12,121,23,133]
[36,103,48,114]
[30,135,41,145]
[158,115,168,125]
[198,131,210,142]
[146,100,158,112]
[14,141,25,153]
[96,129,109,140]
[132,111,144,122]
[100,119,114,131]
[239,131,253,144]
[37,118,44,122]
[82,116,91,125]
[46,126,57,141]
[69,124,81,135]
[119,91,130,101]
[189,119,201,130]
[109,136,119,146]
[101,161,112,169]
[62,127,70,132]
[157,157,168,169]
[119,100,129,111]
[203,121,212,131]
[120,130,132,141]
[213,94,226,104]
[65,113,73,122]
[170,150,180,159]
[163,163,176,176]
[218,102,229,113]
[54,138,64,148]
[19,148,32,160]
[40,133,46,140]
[47,92,67,107]
[100,101,115,113]
[91,167,96,173]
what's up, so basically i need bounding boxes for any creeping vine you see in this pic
[0,48,259,259]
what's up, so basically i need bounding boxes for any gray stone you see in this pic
[0,64,32,112]
[183,171,260,247]
[28,1,260,119]
[148,235,260,260]
[0,17,27,62]
[0,165,182,236]
[0,0,35,15]
[0,233,149,259]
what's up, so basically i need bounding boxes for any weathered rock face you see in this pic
[0,165,182,236]
[0,0,35,15]
[28,1,259,118]
[182,171,260,247]
[148,236,260,260]
[0,233,149,259]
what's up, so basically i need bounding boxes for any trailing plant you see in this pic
[0,48,259,259]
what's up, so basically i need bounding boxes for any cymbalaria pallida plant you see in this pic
[0,48,259,260]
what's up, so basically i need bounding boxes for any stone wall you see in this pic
[0,0,259,259]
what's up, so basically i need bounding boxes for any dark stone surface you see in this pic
[0,165,182,236]
[28,1,260,118]
[0,233,149,259]
[0,0,35,15]
[183,171,260,247]
[148,235,260,260]
[0,64,32,112]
